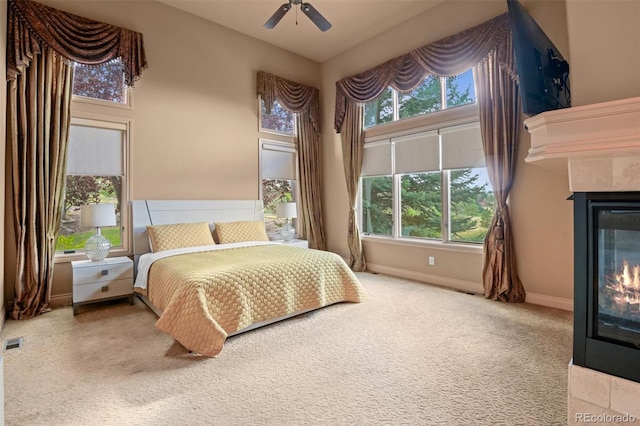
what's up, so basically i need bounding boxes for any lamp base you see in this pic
[85,232,111,262]
[280,220,294,242]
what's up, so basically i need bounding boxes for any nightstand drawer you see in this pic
[72,262,133,285]
[73,278,133,303]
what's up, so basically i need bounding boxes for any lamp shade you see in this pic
[80,203,116,228]
[276,202,297,219]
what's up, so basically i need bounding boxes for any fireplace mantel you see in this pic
[524,97,640,192]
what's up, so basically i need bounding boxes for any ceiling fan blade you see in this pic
[300,2,332,32]
[264,3,292,29]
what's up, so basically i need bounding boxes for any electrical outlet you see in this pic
[428,256,435,266]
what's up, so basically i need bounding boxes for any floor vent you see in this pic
[3,337,24,351]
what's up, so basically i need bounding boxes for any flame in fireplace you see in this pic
[608,260,640,307]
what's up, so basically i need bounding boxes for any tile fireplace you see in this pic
[525,97,640,423]
[573,191,640,383]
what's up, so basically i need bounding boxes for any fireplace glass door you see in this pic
[595,206,640,348]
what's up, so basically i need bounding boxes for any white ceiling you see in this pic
[156,0,446,63]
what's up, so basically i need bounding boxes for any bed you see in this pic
[132,200,367,357]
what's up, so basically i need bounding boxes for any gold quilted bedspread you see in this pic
[145,244,367,356]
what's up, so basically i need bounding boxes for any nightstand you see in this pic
[71,256,134,315]
[277,239,309,249]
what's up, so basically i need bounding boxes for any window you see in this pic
[365,69,476,128]
[360,122,494,245]
[57,118,129,254]
[58,61,132,259]
[260,140,298,238]
[72,59,127,105]
[259,97,296,136]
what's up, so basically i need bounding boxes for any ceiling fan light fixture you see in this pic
[264,0,332,32]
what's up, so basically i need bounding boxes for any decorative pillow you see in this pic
[215,220,269,244]
[147,222,215,252]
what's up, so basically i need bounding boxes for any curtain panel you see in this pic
[7,0,147,87]
[6,0,148,319]
[257,71,326,250]
[8,50,73,319]
[333,12,526,301]
[476,51,525,302]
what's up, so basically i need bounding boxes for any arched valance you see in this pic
[334,13,515,132]
[257,71,321,136]
[7,0,147,86]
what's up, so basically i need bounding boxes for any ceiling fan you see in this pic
[264,0,332,32]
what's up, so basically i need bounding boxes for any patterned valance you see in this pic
[334,13,516,132]
[7,0,147,87]
[257,71,321,136]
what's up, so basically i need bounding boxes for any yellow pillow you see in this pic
[147,222,214,252]
[215,221,269,244]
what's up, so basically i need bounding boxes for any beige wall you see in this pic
[320,0,575,308]
[3,0,320,302]
[565,0,640,107]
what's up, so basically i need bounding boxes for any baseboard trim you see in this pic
[524,292,573,311]
[50,293,72,308]
[365,263,484,295]
[365,263,573,311]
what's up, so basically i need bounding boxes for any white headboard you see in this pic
[131,199,264,264]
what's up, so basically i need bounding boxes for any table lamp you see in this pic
[80,203,116,261]
[276,202,297,242]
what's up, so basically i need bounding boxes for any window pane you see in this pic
[400,172,442,239]
[57,176,122,251]
[364,87,394,128]
[72,61,126,104]
[446,69,476,108]
[262,179,296,235]
[260,100,296,135]
[362,176,393,236]
[448,167,494,243]
[398,75,441,120]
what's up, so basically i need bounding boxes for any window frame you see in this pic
[258,138,300,240]
[55,112,132,263]
[72,91,133,111]
[358,102,487,252]
[258,96,297,137]
[71,62,133,110]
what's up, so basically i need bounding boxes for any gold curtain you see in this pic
[6,0,148,319]
[334,13,525,300]
[476,51,526,302]
[8,49,73,319]
[340,101,366,271]
[296,109,326,250]
[257,71,326,250]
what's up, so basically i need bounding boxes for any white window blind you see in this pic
[261,142,296,180]
[440,122,485,169]
[67,124,125,175]
[393,131,440,173]
[362,142,392,177]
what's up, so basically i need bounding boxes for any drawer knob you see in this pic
[101,285,109,292]
[101,270,109,276]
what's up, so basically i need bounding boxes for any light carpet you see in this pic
[0,272,572,426]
